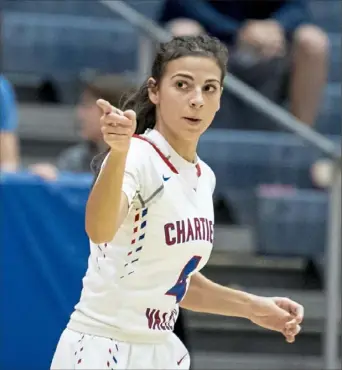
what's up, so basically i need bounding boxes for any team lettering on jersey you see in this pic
[164,217,214,246]
[145,308,178,331]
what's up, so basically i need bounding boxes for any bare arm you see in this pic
[85,99,136,244]
[0,132,19,171]
[181,272,304,342]
[85,151,129,244]
[180,272,253,319]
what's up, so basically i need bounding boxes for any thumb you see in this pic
[123,109,137,132]
[96,99,113,115]
[272,303,292,324]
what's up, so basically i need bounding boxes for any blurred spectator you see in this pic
[30,74,134,180]
[159,0,329,126]
[311,158,336,189]
[0,75,20,171]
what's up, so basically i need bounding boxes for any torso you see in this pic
[68,130,216,343]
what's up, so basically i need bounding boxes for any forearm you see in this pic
[85,150,127,243]
[180,272,253,319]
[0,132,19,171]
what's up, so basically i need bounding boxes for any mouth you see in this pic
[183,117,202,124]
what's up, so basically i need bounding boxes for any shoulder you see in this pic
[0,76,17,132]
[0,76,14,95]
[199,159,216,193]
[0,76,16,106]
[126,135,162,173]
[128,135,158,157]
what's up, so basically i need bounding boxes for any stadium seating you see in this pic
[4,0,341,260]
[256,188,328,257]
[198,130,339,191]
[309,0,341,135]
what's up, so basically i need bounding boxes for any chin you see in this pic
[178,126,205,141]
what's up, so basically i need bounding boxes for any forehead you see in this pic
[164,56,222,82]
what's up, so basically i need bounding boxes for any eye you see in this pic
[203,84,217,93]
[175,80,189,90]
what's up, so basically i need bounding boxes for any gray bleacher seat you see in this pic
[2,1,165,102]
[3,0,165,20]
[2,12,138,76]
[256,189,328,258]
[328,33,341,83]
[308,0,341,33]
[316,83,341,135]
[197,130,335,191]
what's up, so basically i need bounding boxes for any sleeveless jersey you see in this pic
[68,129,216,343]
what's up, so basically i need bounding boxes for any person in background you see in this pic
[30,74,135,180]
[0,75,20,171]
[159,0,329,127]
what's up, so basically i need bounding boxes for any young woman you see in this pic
[51,35,303,370]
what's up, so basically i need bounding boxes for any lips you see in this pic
[183,117,202,123]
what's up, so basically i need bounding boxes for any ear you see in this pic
[147,77,159,105]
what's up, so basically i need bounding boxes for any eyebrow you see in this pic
[171,73,220,84]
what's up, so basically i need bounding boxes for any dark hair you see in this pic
[91,35,228,178]
[122,35,228,134]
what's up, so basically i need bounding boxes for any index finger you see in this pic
[96,99,113,115]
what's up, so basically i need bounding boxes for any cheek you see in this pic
[207,96,221,115]
[159,89,182,118]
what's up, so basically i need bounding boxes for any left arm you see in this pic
[181,272,304,342]
[180,271,253,319]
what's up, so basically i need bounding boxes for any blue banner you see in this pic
[1,173,92,370]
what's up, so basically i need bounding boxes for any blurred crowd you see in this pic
[1,0,338,187]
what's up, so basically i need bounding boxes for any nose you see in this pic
[189,89,204,109]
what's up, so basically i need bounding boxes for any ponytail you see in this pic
[121,79,156,134]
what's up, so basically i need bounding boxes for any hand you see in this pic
[97,99,137,153]
[29,163,58,181]
[249,295,303,343]
[238,20,286,58]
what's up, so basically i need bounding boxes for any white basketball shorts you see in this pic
[50,328,190,369]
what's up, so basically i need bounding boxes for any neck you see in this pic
[154,125,198,163]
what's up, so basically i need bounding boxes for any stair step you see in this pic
[213,226,255,253]
[18,104,77,141]
[191,352,334,370]
[188,327,323,355]
[208,250,305,270]
[205,251,312,290]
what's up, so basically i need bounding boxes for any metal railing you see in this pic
[99,1,341,368]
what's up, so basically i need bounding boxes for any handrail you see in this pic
[99,0,341,160]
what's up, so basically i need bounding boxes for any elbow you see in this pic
[85,220,114,245]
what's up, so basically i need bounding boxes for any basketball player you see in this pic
[51,35,303,369]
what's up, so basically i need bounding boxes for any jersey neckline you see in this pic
[133,131,201,177]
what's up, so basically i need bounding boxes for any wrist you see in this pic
[220,287,256,319]
[237,291,256,320]
[107,148,129,162]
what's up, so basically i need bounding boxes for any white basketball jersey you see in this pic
[68,129,216,343]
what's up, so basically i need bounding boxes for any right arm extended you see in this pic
[85,100,137,244]
[85,151,129,244]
